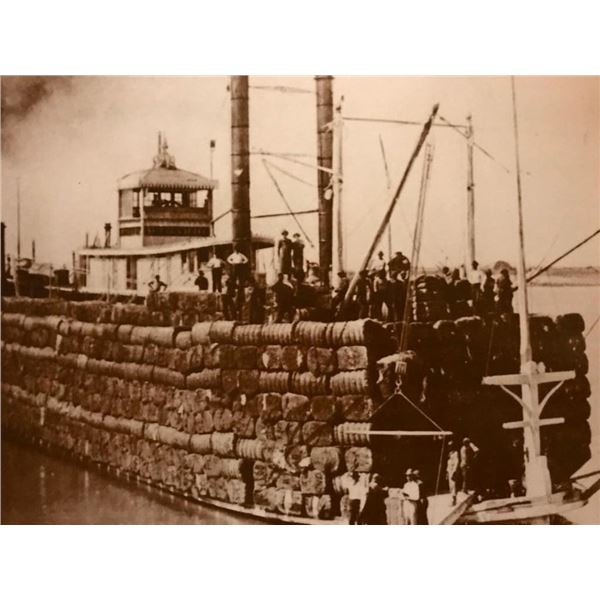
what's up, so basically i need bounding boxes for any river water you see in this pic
[1,439,256,525]
[1,286,598,524]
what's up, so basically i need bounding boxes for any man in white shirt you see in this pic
[467,260,485,308]
[370,250,387,277]
[401,468,420,524]
[346,470,367,525]
[227,244,249,291]
[206,252,226,293]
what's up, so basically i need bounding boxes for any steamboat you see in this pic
[2,76,598,524]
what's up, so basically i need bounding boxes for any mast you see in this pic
[315,76,334,286]
[345,103,439,304]
[466,114,476,273]
[16,178,21,264]
[483,77,575,502]
[333,99,344,273]
[378,135,392,258]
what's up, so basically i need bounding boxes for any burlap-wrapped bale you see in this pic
[213,408,233,432]
[237,370,260,396]
[273,420,303,446]
[234,346,259,370]
[293,321,328,347]
[258,371,290,393]
[339,395,375,421]
[204,343,236,369]
[344,446,373,472]
[210,432,236,457]
[189,433,212,454]
[300,469,327,495]
[231,411,255,438]
[281,345,306,371]
[336,346,370,371]
[290,372,329,396]
[260,323,295,345]
[310,395,337,421]
[281,393,311,422]
[306,347,337,375]
[209,321,237,344]
[186,369,221,390]
[310,446,343,473]
[232,324,263,345]
[260,345,283,370]
[334,422,372,446]
[302,421,334,447]
[191,322,212,345]
[258,393,283,423]
[330,370,370,396]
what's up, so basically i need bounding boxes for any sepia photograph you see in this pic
[1,74,598,526]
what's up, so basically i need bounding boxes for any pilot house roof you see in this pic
[118,133,218,191]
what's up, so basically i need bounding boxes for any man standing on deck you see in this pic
[389,250,410,279]
[291,233,305,279]
[369,250,387,278]
[271,273,295,322]
[460,437,479,493]
[401,468,420,525]
[353,270,371,319]
[446,440,461,506]
[468,261,485,308]
[227,244,249,297]
[346,470,367,525]
[494,269,514,313]
[332,271,349,315]
[206,251,226,293]
[369,272,386,320]
[194,270,209,291]
[277,230,293,276]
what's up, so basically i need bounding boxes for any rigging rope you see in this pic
[585,314,600,339]
[262,159,315,248]
[263,159,318,188]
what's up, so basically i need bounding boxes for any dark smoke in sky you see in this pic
[1,76,73,155]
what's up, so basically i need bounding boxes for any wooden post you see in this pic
[483,79,575,501]
[230,76,253,266]
[344,104,439,304]
[315,76,334,287]
[16,178,21,264]
[466,115,476,274]
[333,99,344,273]
[378,135,392,258]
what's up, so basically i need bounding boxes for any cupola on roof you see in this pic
[118,132,218,191]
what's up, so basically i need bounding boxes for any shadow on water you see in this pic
[1,438,257,525]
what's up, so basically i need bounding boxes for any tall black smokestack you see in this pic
[230,76,252,265]
[315,76,333,286]
[104,223,112,248]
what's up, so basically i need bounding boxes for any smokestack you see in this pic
[32,240,36,263]
[104,223,112,248]
[230,76,252,264]
[1,222,5,285]
[315,76,334,286]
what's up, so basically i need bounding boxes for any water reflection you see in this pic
[1,439,257,525]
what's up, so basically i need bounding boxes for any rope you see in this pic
[484,319,497,376]
[585,314,600,339]
[434,436,447,496]
[395,389,444,432]
[438,114,512,174]
[263,159,318,188]
[262,159,315,248]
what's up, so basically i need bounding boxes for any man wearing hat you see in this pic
[412,469,429,524]
[460,437,479,493]
[277,230,293,276]
[291,233,305,279]
[346,470,367,525]
[401,468,420,525]
[331,271,349,315]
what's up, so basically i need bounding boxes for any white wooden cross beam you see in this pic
[482,360,575,497]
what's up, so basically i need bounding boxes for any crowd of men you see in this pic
[147,230,515,324]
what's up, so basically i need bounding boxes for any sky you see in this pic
[1,75,598,270]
